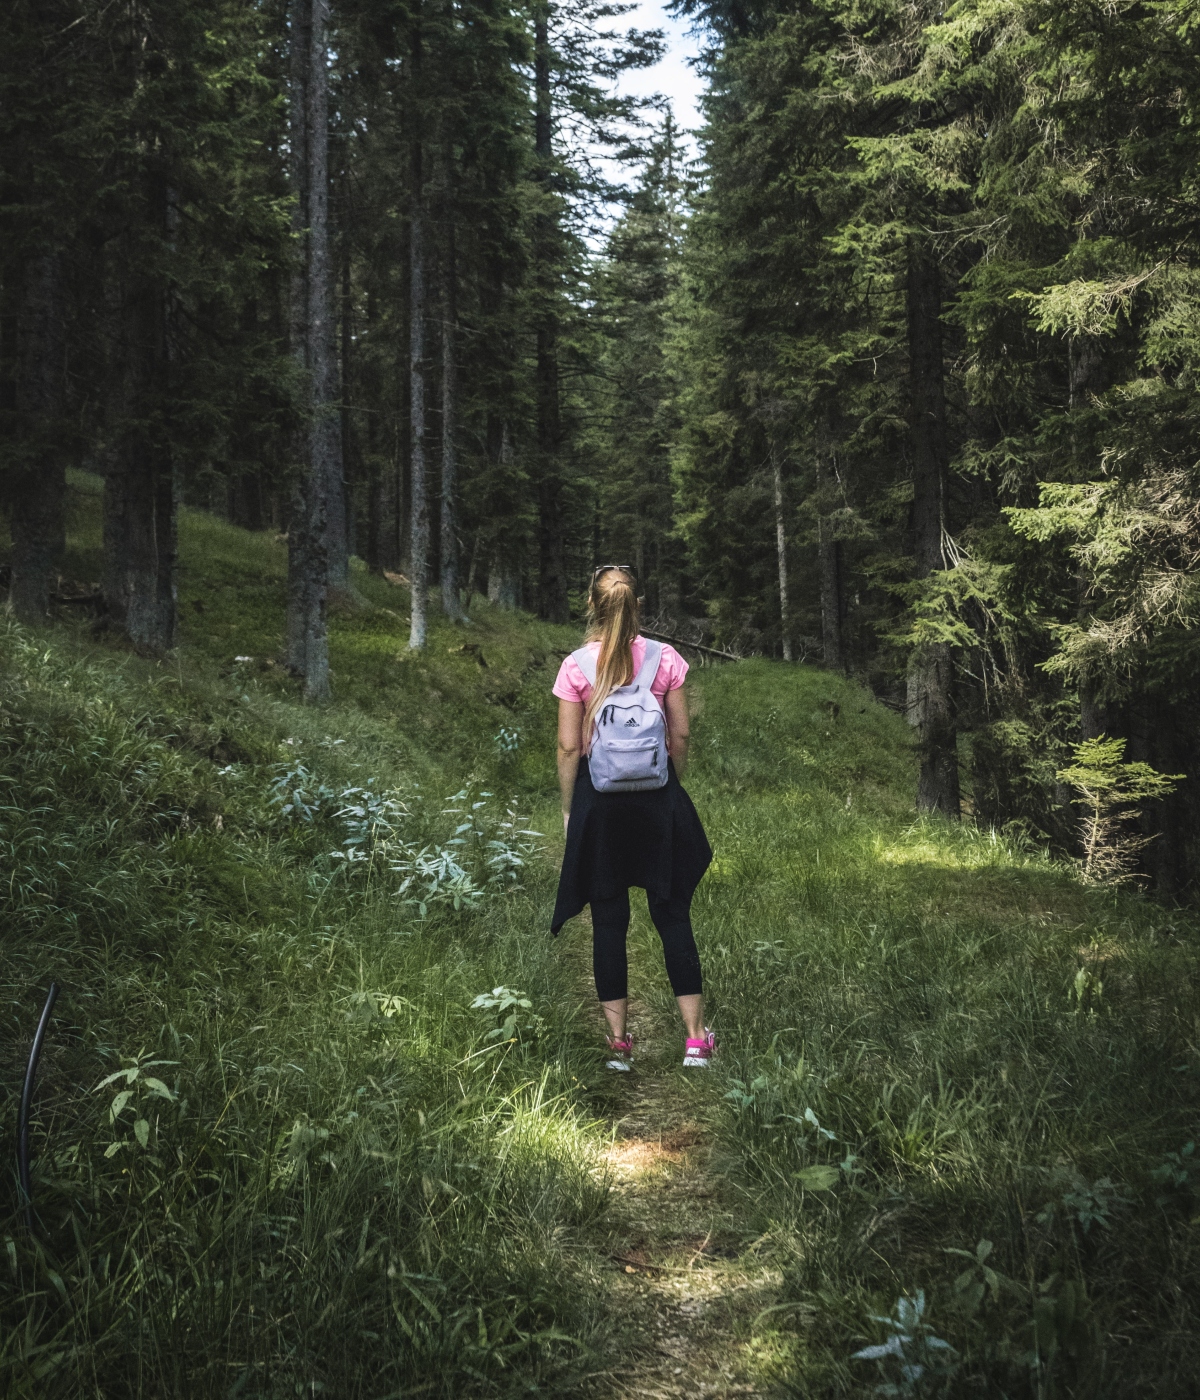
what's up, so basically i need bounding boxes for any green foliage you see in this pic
[8,448,1200,1396]
[669,0,1200,890]
[583,116,690,616]
[852,1291,959,1397]
[632,649,1200,1393]
[0,503,610,1394]
[1056,736,1182,884]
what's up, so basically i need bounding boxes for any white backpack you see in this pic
[573,639,669,792]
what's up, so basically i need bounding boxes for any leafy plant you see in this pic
[1056,737,1181,884]
[1151,1140,1198,1213]
[1026,1274,1103,1393]
[945,1239,1009,1317]
[95,1055,178,1156]
[1036,1167,1131,1236]
[852,1292,958,1397]
[270,763,336,822]
[470,987,545,1044]
[333,785,411,865]
[392,843,482,915]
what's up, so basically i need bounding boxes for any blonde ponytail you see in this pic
[581,569,640,751]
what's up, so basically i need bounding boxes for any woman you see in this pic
[551,565,714,1071]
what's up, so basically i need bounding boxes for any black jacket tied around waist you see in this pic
[550,756,712,934]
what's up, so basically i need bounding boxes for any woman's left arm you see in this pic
[664,685,690,779]
[557,699,584,832]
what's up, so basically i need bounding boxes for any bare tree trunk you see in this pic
[287,0,312,677]
[307,0,341,621]
[105,178,178,654]
[361,286,399,573]
[9,254,65,623]
[771,444,792,661]
[285,0,331,701]
[816,451,845,672]
[339,242,356,562]
[488,569,520,609]
[408,145,429,649]
[533,6,569,623]
[907,238,959,818]
[486,421,520,609]
[465,528,483,606]
[314,27,346,602]
[440,213,464,620]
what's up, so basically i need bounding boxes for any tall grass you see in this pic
[7,496,1200,1396]
[0,619,609,1397]
[622,660,1200,1396]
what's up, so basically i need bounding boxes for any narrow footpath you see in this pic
[582,981,785,1398]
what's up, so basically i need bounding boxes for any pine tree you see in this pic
[287,0,335,699]
[587,116,688,619]
[1,1,84,623]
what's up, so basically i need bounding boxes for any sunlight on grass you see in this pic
[4,499,1200,1393]
[869,829,1053,872]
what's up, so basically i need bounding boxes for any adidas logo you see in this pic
[624,717,638,726]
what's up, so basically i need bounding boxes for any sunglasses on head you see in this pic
[591,564,638,589]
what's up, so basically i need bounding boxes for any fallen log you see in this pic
[641,628,741,662]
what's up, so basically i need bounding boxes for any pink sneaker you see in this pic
[683,1028,716,1068]
[605,1035,633,1072]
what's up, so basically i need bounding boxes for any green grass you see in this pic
[3,491,1200,1396]
[640,663,1200,1395]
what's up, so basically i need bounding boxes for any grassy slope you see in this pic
[3,480,1200,1397]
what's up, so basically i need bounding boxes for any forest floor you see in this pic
[582,979,779,1399]
[5,480,1200,1396]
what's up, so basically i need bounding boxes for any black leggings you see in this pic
[590,888,703,1003]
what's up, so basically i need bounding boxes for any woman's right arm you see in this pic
[664,685,690,779]
[557,699,584,832]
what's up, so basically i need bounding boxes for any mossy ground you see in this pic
[3,486,1200,1396]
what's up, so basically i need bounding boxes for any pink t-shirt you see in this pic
[552,635,688,706]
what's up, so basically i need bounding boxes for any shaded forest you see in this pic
[6,0,1200,893]
[10,7,1200,1396]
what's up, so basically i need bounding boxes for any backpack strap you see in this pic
[572,639,662,691]
[571,646,597,687]
[633,638,663,690]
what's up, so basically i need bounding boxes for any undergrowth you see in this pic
[0,553,604,1395]
[629,661,1200,1396]
[4,488,1200,1396]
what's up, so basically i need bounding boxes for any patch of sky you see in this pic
[589,1,705,243]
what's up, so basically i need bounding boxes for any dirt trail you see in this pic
[585,995,782,1399]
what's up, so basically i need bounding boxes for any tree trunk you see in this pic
[440,212,464,620]
[1125,691,1191,898]
[816,452,844,673]
[287,0,312,678]
[339,241,356,562]
[533,6,569,623]
[105,180,178,654]
[771,444,791,662]
[9,254,65,623]
[307,0,343,612]
[285,0,331,702]
[488,566,520,610]
[906,238,959,818]
[408,146,429,649]
[362,286,399,573]
[485,420,520,609]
